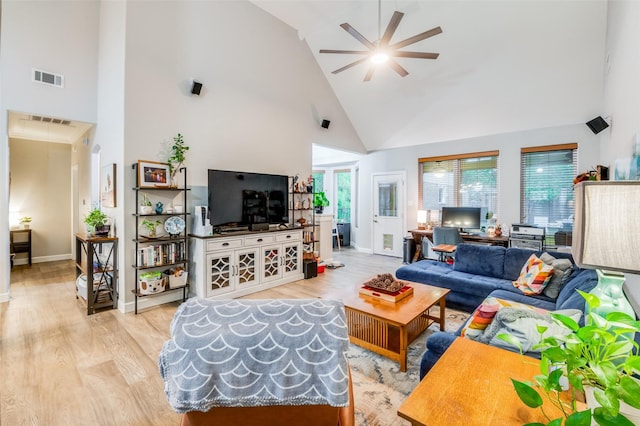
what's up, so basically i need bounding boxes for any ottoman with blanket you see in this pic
[159,298,355,426]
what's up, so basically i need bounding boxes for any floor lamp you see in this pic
[572,181,640,319]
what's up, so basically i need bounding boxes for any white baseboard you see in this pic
[0,292,10,303]
[12,253,72,266]
[121,290,186,313]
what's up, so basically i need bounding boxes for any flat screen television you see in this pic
[440,207,481,231]
[208,169,289,229]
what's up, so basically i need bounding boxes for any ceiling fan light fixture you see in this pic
[370,51,389,64]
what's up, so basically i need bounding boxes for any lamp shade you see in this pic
[417,210,427,224]
[572,181,640,274]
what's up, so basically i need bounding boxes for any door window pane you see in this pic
[378,182,398,217]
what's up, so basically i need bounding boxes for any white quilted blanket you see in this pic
[158,298,351,413]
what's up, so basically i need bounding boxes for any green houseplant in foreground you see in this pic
[498,290,640,426]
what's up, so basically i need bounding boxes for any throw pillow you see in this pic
[539,252,573,299]
[460,297,501,338]
[512,254,554,295]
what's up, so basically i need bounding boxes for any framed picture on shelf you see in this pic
[138,160,170,188]
[101,163,117,207]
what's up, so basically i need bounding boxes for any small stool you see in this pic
[432,244,456,262]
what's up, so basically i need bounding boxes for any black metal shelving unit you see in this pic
[131,164,190,314]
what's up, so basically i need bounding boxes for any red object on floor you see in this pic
[445,258,454,265]
[318,264,326,273]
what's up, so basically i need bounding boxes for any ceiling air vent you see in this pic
[32,68,64,88]
[30,115,71,125]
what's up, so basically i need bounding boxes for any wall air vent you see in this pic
[32,68,64,88]
[30,115,71,126]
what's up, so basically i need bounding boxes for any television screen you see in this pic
[441,207,481,231]
[208,169,289,229]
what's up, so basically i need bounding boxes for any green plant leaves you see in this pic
[512,379,543,408]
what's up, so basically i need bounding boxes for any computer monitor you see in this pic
[441,207,481,232]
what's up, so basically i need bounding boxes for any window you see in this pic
[520,144,577,245]
[419,151,499,228]
[334,169,351,222]
[312,171,324,194]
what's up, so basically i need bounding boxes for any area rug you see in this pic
[347,308,468,426]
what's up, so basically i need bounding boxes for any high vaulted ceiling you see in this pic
[252,0,607,152]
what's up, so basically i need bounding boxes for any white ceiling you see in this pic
[252,0,607,151]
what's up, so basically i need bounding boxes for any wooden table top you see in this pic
[339,281,449,326]
[397,337,578,425]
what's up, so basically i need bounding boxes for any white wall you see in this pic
[355,124,601,252]
[0,0,99,300]
[117,1,364,310]
[601,0,640,313]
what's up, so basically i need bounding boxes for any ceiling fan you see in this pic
[319,4,442,81]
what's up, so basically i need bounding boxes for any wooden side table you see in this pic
[431,243,456,262]
[10,229,32,266]
[397,338,581,425]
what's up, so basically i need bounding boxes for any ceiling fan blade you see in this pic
[319,49,370,55]
[392,51,440,59]
[340,23,376,49]
[331,57,370,74]
[391,26,443,50]
[363,65,375,82]
[388,59,409,77]
[379,11,404,47]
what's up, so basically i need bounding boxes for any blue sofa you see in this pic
[394,243,599,378]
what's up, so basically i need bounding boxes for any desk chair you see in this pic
[432,227,464,261]
[332,221,341,250]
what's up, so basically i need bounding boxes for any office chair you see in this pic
[332,221,341,250]
[432,227,464,261]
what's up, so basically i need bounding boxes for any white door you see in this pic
[372,173,405,257]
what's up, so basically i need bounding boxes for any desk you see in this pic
[10,229,32,266]
[397,338,581,425]
[409,229,509,262]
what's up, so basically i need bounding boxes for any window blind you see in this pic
[520,144,577,244]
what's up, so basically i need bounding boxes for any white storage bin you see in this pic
[76,274,111,300]
[164,269,188,289]
[139,271,166,294]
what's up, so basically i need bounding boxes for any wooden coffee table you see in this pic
[339,280,449,372]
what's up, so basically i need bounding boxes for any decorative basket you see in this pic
[139,271,166,295]
[164,269,188,289]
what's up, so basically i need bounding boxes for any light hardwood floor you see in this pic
[1,248,403,425]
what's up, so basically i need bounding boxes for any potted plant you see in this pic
[314,191,330,214]
[141,219,162,237]
[84,208,109,236]
[19,216,32,229]
[167,133,189,187]
[140,193,154,214]
[499,291,640,425]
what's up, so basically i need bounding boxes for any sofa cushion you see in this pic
[512,254,554,295]
[459,297,501,338]
[487,289,556,311]
[539,252,574,299]
[555,268,598,313]
[453,244,506,279]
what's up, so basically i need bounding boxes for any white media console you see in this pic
[190,228,304,299]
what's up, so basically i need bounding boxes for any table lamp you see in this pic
[417,210,427,230]
[572,181,640,319]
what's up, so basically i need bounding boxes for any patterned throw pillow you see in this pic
[512,254,554,295]
[460,297,501,338]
